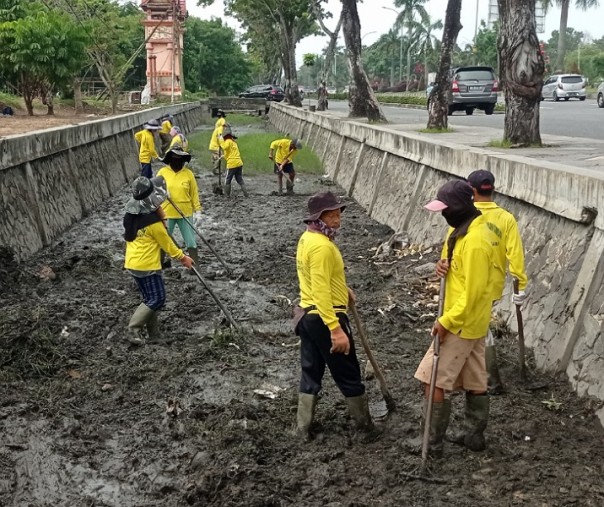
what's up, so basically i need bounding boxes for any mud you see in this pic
[1,164,603,507]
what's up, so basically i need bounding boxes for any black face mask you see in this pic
[442,207,476,228]
[170,159,185,172]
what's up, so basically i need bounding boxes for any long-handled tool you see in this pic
[164,228,239,329]
[191,266,239,329]
[349,299,396,413]
[513,278,527,382]
[420,277,446,474]
[166,196,232,275]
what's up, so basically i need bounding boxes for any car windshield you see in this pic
[456,70,494,80]
[561,76,583,84]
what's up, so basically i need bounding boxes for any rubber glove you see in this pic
[512,290,527,306]
[194,211,203,227]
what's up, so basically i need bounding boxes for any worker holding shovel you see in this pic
[269,137,303,195]
[159,114,174,156]
[415,180,495,456]
[134,119,161,178]
[293,191,379,440]
[209,109,228,175]
[465,170,528,394]
[219,126,249,197]
[157,148,202,267]
[123,175,194,345]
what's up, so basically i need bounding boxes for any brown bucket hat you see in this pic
[303,191,346,223]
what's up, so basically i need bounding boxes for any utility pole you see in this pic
[171,1,176,103]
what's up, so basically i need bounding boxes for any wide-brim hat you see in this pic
[125,176,168,215]
[292,138,303,150]
[143,119,161,130]
[303,191,346,223]
[162,148,192,164]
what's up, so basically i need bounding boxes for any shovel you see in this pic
[420,277,446,474]
[349,299,396,413]
[191,266,239,329]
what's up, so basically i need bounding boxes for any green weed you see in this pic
[418,127,455,134]
[0,91,23,110]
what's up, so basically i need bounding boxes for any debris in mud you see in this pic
[36,265,57,281]
[253,383,285,400]
[166,399,181,418]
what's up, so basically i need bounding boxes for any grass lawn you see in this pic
[197,113,266,127]
[188,130,324,175]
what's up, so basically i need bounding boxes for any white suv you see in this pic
[542,74,586,102]
[597,82,604,108]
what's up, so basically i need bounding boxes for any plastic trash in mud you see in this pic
[253,383,285,400]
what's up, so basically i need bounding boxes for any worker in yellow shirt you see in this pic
[169,126,189,152]
[293,191,378,440]
[218,126,248,197]
[159,114,174,156]
[269,137,303,194]
[157,148,202,267]
[123,175,193,345]
[416,180,494,455]
[134,120,161,178]
[209,110,228,175]
[465,170,528,394]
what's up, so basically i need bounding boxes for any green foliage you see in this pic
[188,130,323,175]
[183,17,252,95]
[0,91,22,109]
[303,53,317,67]
[418,127,454,133]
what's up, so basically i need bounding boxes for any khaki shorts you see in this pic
[414,332,487,392]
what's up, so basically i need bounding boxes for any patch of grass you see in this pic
[418,127,454,134]
[189,131,323,175]
[488,139,514,148]
[198,113,266,127]
[0,91,23,110]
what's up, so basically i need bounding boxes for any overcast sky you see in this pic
[188,0,604,66]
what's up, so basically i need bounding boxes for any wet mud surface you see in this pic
[1,167,603,507]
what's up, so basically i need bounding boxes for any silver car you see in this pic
[597,82,604,108]
[542,74,586,101]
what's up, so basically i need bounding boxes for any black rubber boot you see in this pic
[346,394,382,441]
[464,393,489,451]
[405,399,451,456]
[486,345,505,395]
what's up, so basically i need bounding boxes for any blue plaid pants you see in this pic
[133,273,166,311]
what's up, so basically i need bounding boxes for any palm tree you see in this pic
[394,0,430,83]
[542,0,600,71]
[412,16,443,88]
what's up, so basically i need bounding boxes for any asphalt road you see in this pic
[326,98,604,140]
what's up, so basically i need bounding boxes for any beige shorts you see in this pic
[414,332,487,392]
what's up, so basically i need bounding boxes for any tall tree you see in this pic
[311,0,342,104]
[426,0,461,130]
[199,0,317,107]
[340,0,385,121]
[183,17,252,95]
[413,16,443,88]
[498,0,545,145]
[0,2,88,115]
[542,0,599,71]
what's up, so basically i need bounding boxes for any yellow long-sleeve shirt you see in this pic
[474,201,528,296]
[209,118,226,151]
[169,134,189,152]
[134,129,158,163]
[125,221,184,271]
[439,216,495,339]
[160,119,173,135]
[218,137,243,169]
[296,230,348,331]
[156,166,201,219]
[441,202,528,300]
[270,139,298,165]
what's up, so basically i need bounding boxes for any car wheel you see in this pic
[564,97,569,101]
[579,96,586,102]
[447,106,454,116]
[540,95,545,101]
[553,91,559,102]
[484,104,495,115]
[465,107,474,116]
[598,94,604,108]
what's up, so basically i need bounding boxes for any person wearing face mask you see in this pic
[157,148,202,267]
[293,191,379,440]
[124,176,194,345]
[414,180,495,456]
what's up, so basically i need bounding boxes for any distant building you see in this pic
[140,0,186,99]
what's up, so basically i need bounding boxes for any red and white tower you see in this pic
[140,0,186,100]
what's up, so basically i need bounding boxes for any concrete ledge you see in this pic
[269,102,604,426]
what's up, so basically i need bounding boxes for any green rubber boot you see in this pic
[346,394,382,441]
[146,311,161,343]
[127,303,154,345]
[464,393,489,451]
[240,184,249,197]
[225,183,232,197]
[486,345,505,395]
[295,393,317,440]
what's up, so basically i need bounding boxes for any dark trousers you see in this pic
[298,313,365,398]
[133,273,166,311]
[225,166,244,185]
[140,163,153,178]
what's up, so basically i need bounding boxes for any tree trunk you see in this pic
[341,0,386,121]
[498,0,544,146]
[427,0,462,129]
[280,26,302,107]
[46,92,54,116]
[319,18,342,88]
[554,0,569,72]
[74,77,83,113]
